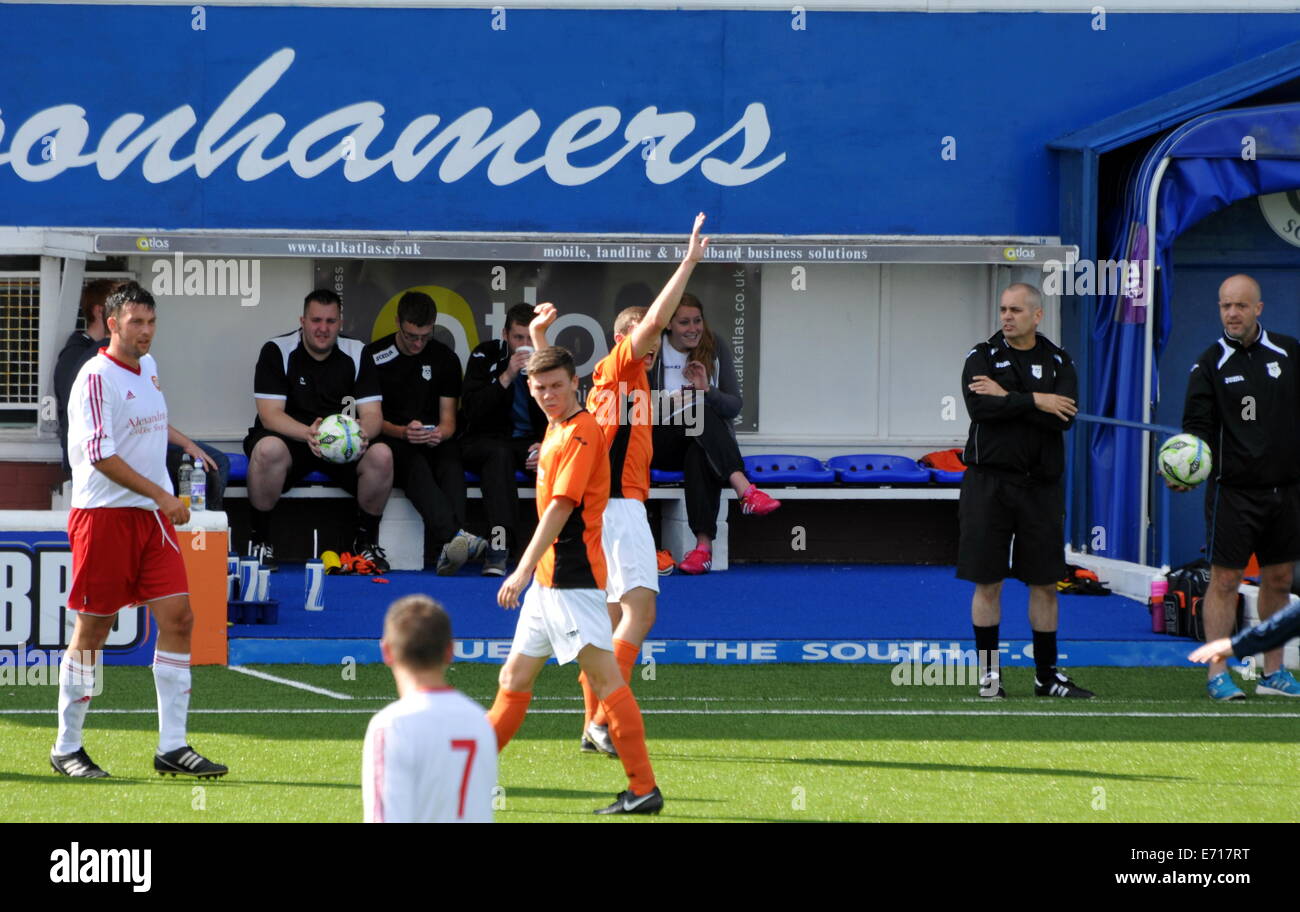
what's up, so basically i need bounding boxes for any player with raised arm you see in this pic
[530,213,709,756]
[485,345,663,815]
[363,595,497,823]
[53,281,227,780]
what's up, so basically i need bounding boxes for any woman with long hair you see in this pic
[650,294,780,574]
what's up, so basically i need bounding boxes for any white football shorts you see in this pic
[510,583,614,666]
[601,497,660,603]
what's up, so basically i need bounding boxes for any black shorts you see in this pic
[957,467,1064,586]
[242,426,369,495]
[1205,481,1300,569]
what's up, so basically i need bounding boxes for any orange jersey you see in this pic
[587,335,652,501]
[535,408,609,589]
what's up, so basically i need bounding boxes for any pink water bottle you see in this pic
[1150,577,1168,633]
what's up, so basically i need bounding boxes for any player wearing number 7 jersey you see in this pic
[363,595,497,823]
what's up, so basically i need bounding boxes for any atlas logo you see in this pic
[1002,247,1036,261]
[135,237,169,251]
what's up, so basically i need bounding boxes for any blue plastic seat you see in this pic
[651,469,685,484]
[926,467,964,484]
[741,454,835,484]
[827,454,930,484]
[228,452,248,483]
[465,470,530,484]
[228,451,353,485]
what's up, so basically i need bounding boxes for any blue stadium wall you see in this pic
[3,6,1300,236]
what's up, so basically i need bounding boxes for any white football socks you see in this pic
[54,651,97,756]
[153,650,191,753]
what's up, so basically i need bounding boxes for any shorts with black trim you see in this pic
[1205,480,1300,569]
[509,583,614,666]
[956,467,1064,586]
[244,426,383,495]
[602,498,660,603]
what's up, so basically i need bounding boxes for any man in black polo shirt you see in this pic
[243,289,394,571]
[959,282,1093,700]
[1176,273,1300,700]
[459,303,548,576]
[364,291,487,575]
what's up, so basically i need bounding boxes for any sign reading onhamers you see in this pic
[313,259,763,433]
[0,536,148,656]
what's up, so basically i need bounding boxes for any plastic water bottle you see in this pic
[1150,574,1169,634]
[191,463,207,511]
[178,454,193,508]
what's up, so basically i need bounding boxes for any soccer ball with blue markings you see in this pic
[1158,433,1211,487]
[317,413,363,464]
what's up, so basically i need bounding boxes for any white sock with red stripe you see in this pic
[55,652,97,755]
[153,650,191,753]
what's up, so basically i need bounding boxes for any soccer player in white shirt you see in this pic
[52,281,227,780]
[363,595,497,823]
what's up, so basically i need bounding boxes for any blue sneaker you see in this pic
[1207,671,1246,702]
[1256,668,1300,697]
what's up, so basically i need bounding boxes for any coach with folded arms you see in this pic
[958,283,1092,700]
[1174,274,1300,701]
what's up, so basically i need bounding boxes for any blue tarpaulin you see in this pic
[1091,104,1300,563]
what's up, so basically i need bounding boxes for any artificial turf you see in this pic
[1,663,1297,823]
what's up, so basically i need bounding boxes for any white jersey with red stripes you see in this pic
[67,350,172,510]
[362,688,497,823]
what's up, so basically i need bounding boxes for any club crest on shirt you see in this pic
[421,365,431,381]
[1031,364,1043,379]
[1268,361,1281,378]
[151,375,160,390]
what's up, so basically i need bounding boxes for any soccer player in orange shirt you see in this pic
[486,345,663,815]
[530,214,709,757]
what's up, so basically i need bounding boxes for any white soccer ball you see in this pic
[317,413,363,464]
[1158,433,1211,487]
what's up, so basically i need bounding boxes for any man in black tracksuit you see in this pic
[1176,273,1300,701]
[958,282,1093,700]
[364,291,485,575]
[458,303,548,575]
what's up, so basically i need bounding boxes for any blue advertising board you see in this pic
[0,532,155,666]
[3,6,1300,235]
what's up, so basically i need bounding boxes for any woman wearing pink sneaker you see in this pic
[650,294,779,574]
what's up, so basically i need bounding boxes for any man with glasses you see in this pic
[364,292,486,574]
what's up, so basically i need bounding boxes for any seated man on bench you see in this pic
[242,289,394,572]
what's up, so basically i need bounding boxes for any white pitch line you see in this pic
[1,708,1297,718]
[225,665,352,700]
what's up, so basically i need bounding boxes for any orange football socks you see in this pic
[579,671,599,729]
[591,639,639,727]
[601,684,656,794]
[487,689,532,751]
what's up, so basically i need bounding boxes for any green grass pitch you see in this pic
[2,663,1297,822]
